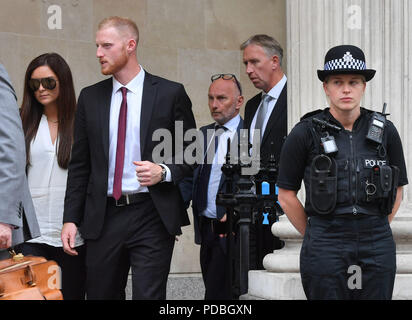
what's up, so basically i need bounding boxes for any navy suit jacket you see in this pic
[179,118,243,244]
[64,72,196,239]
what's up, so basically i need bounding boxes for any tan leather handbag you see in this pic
[0,250,63,300]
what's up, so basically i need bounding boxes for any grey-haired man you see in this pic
[241,34,287,270]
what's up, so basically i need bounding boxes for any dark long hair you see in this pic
[20,53,76,169]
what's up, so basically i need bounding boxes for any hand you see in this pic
[219,214,227,238]
[61,222,78,256]
[0,223,12,249]
[133,161,163,186]
[217,214,235,238]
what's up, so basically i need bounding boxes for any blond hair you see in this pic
[98,16,139,46]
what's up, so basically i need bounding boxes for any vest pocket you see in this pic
[356,157,386,205]
[309,155,337,215]
[356,156,397,214]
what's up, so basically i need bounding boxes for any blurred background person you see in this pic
[241,34,287,269]
[179,73,244,299]
[0,63,40,260]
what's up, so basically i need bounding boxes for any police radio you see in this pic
[366,103,388,144]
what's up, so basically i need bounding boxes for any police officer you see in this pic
[277,45,408,300]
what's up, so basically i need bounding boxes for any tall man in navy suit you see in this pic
[61,16,196,300]
[180,74,244,299]
[241,34,287,270]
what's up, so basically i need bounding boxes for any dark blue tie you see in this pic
[195,125,227,213]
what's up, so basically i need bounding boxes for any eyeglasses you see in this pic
[28,77,57,92]
[211,73,242,95]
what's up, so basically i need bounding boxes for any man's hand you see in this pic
[0,223,12,249]
[133,161,163,186]
[61,222,78,256]
[218,214,227,238]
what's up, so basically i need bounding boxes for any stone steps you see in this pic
[125,273,205,300]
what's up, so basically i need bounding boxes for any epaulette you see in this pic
[360,107,374,114]
[300,109,323,121]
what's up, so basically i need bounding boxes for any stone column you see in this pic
[247,0,412,300]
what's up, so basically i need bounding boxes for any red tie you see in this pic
[113,87,128,200]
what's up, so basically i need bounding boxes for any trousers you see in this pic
[85,196,175,300]
[199,216,231,300]
[300,214,396,300]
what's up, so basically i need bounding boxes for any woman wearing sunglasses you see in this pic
[18,53,86,300]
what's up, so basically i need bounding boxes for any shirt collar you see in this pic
[216,114,240,133]
[112,65,145,94]
[263,74,287,101]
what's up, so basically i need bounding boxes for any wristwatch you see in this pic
[160,165,167,182]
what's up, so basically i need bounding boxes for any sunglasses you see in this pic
[28,77,57,92]
[211,73,242,95]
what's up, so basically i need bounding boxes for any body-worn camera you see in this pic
[321,133,338,155]
[312,118,341,155]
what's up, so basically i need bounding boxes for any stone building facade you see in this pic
[1,0,410,300]
[0,0,286,299]
[248,0,412,300]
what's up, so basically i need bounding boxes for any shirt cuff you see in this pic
[0,222,16,229]
[159,164,172,182]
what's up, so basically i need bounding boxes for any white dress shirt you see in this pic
[249,74,287,143]
[28,115,84,247]
[107,67,145,195]
[202,115,241,219]
[107,67,172,196]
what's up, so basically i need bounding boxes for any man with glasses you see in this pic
[0,63,40,259]
[179,74,243,299]
[240,34,287,270]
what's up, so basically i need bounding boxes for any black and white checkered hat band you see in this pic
[324,58,366,71]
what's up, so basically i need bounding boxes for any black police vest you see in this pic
[302,109,393,217]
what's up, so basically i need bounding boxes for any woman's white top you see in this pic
[27,115,84,247]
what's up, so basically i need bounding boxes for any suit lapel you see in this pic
[192,124,214,208]
[261,83,287,146]
[140,72,158,156]
[199,124,215,173]
[245,96,260,130]
[100,79,113,162]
